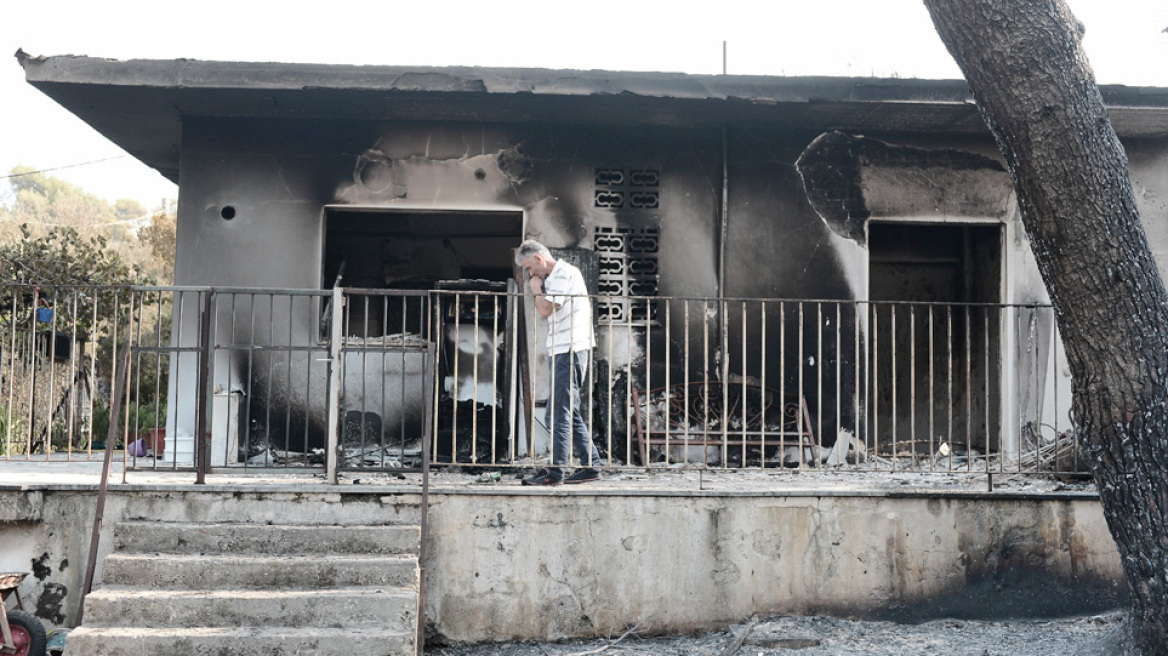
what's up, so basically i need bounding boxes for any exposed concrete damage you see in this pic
[796,131,1012,244]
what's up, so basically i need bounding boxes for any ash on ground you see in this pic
[426,611,1123,655]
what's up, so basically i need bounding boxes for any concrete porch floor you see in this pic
[0,456,1097,499]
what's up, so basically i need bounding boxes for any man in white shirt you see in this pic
[515,240,602,485]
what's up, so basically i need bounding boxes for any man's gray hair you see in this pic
[515,239,552,266]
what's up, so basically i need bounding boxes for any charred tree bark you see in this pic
[922,1,1168,653]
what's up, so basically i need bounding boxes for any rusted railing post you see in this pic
[325,286,344,484]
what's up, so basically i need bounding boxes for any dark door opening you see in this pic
[323,208,522,462]
[324,209,522,291]
[868,222,1002,459]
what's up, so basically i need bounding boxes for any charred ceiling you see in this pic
[796,131,1011,244]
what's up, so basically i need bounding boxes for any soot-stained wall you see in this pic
[170,118,730,458]
[169,113,1168,464]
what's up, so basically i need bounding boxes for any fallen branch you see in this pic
[571,619,650,656]
[718,615,759,656]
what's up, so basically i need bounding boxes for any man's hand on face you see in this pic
[529,276,544,296]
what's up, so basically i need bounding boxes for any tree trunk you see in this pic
[922,1,1168,653]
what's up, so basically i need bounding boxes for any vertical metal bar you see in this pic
[130,291,145,468]
[966,305,973,471]
[24,288,36,459]
[703,300,710,466]
[779,301,786,462]
[872,304,879,468]
[67,290,79,460]
[507,290,518,463]
[625,298,632,470]
[1053,308,1066,470]
[4,289,15,457]
[1032,307,1040,473]
[472,294,480,464]
[890,304,897,466]
[910,305,916,467]
[398,295,407,462]
[285,295,296,465]
[119,292,132,480]
[984,307,992,471]
[249,294,263,467]
[816,302,823,466]
[89,292,99,459]
[663,297,671,459]
[721,299,729,468]
[46,289,58,461]
[760,300,767,459]
[303,296,314,466]
[741,301,747,466]
[530,292,539,464]
[415,342,435,656]
[797,301,805,467]
[153,293,165,468]
[835,302,841,467]
[326,286,344,484]
[195,291,213,484]
[433,299,443,463]
[854,302,860,462]
[492,294,500,465]
[606,300,614,465]
[947,306,954,472]
[78,335,131,624]
[929,305,936,471]
[683,300,691,464]
[452,293,461,463]
[644,296,652,470]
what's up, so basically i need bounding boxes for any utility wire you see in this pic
[0,213,160,229]
[0,156,129,179]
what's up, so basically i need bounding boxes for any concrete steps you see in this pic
[81,587,417,628]
[67,519,421,656]
[64,626,413,656]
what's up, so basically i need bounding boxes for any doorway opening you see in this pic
[322,208,523,461]
[867,222,1003,458]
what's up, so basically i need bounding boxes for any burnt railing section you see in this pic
[204,288,333,471]
[0,284,206,472]
[0,284,1083,478]
[334,288,433,474]
[431,291,1083,476]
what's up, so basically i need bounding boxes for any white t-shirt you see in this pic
[543,260,595,355]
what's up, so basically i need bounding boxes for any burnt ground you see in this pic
[426,611,1125,656]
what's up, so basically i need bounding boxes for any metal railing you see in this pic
[430,290,1083,477]
[0,283,1085,479]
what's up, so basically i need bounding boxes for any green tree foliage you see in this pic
[0,166,176,455]
[0,165,174,284]
[137,211,177,282]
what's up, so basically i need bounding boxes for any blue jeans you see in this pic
[546,350,600,476]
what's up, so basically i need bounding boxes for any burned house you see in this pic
[18,55,1168,472]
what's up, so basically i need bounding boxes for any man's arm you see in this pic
[530,276,555,319]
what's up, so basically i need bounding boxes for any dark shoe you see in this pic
[564,468,601,484]
[522,468,562,486]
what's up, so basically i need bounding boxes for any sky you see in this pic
[2,0,1167,212]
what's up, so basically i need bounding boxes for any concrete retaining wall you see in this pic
[0,486,1125,644]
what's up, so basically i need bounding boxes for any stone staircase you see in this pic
[66,520,421,656]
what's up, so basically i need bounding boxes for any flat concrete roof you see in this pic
[19,52,1168,184]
